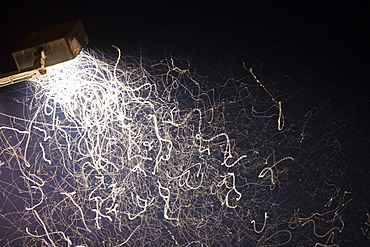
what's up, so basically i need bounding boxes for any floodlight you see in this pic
[0,20,89,87]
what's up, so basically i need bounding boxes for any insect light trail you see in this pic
[0,47,367,246]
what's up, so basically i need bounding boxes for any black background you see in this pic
[1,0,368,152]
[0,1,369,114]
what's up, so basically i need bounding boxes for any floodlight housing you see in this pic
[0,20,89,87]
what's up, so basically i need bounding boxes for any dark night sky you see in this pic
[1,0,368,129]
[1,1,369,76]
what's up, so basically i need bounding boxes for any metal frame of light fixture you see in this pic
[0,20,89,87]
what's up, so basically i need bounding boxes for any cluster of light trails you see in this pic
[0,47,368,246]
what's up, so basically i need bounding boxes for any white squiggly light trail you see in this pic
[0,47,366,246]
